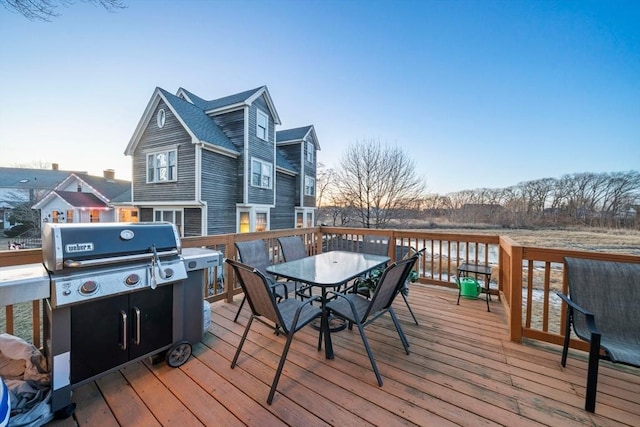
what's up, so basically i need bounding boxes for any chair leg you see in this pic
[355,322,383,386]
[585,332,601,413]
[267,331,296,405]
[389,307,410,354]
[561,307,572,367]
[402,292,419,325]
[233,295,246,323]
[231,316,254,368]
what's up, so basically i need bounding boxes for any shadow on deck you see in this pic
[46,285,639,426]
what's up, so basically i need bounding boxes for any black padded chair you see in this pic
[226,258,322,404]
[277,236,309,261]
[557,257,640,412]
[362,234,390,256]
[325,255,418,386]
[233,239,297,322]
[277,236,313,298]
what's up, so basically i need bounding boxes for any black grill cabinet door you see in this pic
[129,285,173,359]
[70,294,129,384]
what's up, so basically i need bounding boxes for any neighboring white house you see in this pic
[32,170,134,224]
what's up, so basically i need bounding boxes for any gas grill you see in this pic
[35,222,222,416]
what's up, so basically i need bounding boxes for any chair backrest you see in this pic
[364,255,418,321]
[362,235,390,257]
[226,258,284,329]
[235,239,273,280]
[277,236,308,262]
[565,257,640,342]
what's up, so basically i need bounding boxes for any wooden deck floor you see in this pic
[47,285,639,427]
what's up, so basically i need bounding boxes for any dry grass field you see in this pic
[419,226,640,256]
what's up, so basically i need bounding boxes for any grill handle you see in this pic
[63,250,179,268]
[133,307,141,345]
[119,310,127,350]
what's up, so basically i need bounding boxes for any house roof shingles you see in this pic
[276,126,313,143]
[55,191,108,208]
[0,167,84,190]
[180,87,265,112]
[159,88,239,154]
[76,173,131,201]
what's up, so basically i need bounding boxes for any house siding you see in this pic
[183,208,202,237]
[278,144,302,205]
[271,172,295,229]
[201,149,237,234]
[211,109,245,204]
[132,101,196,203]
[247,96,275,205]
[303,135,317,208]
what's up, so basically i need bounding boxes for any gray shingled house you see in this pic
[124,86,320,237]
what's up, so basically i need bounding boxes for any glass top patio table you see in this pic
[267,250,390,359]
[266,250,390,287]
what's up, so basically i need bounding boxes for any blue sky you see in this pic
[0,0,638,194]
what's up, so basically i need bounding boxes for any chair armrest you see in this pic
[290,295,322,329]
[325,290,360,317]
[556,292,600,336]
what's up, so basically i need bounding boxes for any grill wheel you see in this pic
[165,341,192,367]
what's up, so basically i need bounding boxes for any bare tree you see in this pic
[334,140,426,229]
[1,0,126,21]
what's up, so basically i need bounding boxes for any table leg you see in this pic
[456,271,462,306]
[485,274,491,312]
[320,288,334,359]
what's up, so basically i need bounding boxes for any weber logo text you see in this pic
[65,243,94,253]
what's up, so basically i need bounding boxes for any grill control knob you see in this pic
[80,280,98,295]
[164,268,174,279]
[125,273,140,286]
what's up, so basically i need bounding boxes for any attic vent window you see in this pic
[157,109,166,128]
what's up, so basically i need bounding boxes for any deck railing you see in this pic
[2,227,639,354]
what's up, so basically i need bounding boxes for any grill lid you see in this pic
[42,222,182,271]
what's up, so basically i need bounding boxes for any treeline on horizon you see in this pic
[421,171,639,228]
[318,171,640,229]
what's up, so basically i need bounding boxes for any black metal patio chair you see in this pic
[277,236,313,299]
[325,255,418,386]
[362,234,390,256]
[226,258,322,405]
[233,239,297,322]
[557,257,640,412]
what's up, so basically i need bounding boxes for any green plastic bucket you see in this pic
[460,277,481,299]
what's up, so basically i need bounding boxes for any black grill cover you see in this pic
[42,222,181,271]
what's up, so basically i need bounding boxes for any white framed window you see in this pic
[295,208,314,229]
[256,212,267,232]
[304,175,315,196]
[147,150,177,183]
[306,141,314,163]
[256,109,268,141]
[237,208,270,233]
[251,158,273,189]
[154,209,183,236]
[239,211,250,233]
